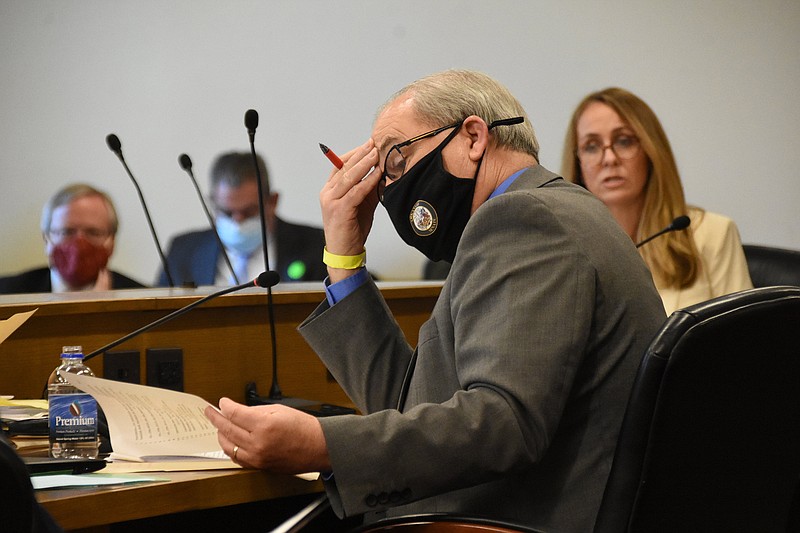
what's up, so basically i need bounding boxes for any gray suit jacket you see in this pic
[298,165,666,532]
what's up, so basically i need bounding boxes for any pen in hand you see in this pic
[319,143,343,169]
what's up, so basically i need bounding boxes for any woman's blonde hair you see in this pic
[561,87,700,289]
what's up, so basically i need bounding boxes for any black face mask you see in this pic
[381,125,478,263]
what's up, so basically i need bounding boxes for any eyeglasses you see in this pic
[378,116,525,201]
[48,227,111,244]
[213,204,262,222]
[382,121,463,180]
[576,134,641,167]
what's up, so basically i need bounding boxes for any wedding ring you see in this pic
[232,445,239,461]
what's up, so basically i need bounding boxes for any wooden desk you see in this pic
[0,281,442,405]
[5,282,440,531]
[36,468,325,532]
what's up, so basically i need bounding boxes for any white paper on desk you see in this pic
[0,308,37,345]
[31,473,160,490]
[0,399,48,421]
[102,458,240,473]
[63,373,224,461]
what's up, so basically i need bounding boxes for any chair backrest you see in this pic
[0,435,38,532]
[594,286,800,533]
[353,513,543,533]
[0,435,64,532]
[743,244,800,288]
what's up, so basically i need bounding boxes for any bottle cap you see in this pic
[61,345,84,358]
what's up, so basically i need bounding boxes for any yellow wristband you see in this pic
[323,247,366,269]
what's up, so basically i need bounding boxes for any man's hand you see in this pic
[92,268,112,290]
[205,398,331,474]
[320,139,380,283]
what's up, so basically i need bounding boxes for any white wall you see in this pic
[1,0,798,283]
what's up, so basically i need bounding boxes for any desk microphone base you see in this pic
[244,382,356,417]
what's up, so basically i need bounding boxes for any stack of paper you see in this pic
[64,373,238,470]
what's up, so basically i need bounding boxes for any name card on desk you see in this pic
[0,308,37,345]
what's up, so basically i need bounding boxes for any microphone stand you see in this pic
[105,134,175,288]
[635,228,671,248]
[178,153,239,284]
[83,272,279,362]
[635,215,691,248]
[244,109,282,400]
[242,110,354,416]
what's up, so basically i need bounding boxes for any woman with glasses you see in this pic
[562,87,752,314]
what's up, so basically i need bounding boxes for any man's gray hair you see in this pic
[380,69,539,159]
[40,183,118,235]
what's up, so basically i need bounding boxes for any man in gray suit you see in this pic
[205,70,666,531]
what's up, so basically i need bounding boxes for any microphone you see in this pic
[243,109,281,399]
[105,133,175,287]
[241,110,352,417]
[178,153,240,284]
[243,110,272,283]
[83,271,279,362]
[245,109,258,144]
[635,215,691,248]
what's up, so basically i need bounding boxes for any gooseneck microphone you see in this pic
[245,110,271,288]
[105,134,175,287]
[243,109,282,400]
[245,108,258,145]
[241,110,353,417]
[635,215,691,248]
[83,271,279,362]
[178,153,240,284]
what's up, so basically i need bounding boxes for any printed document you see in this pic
[64,373,231,464]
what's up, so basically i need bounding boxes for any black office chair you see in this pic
[352,513,543,532]
[0,435,64,533]
[593,286,800,533]
[743,244,800,288]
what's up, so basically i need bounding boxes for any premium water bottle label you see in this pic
[49,393,98,442]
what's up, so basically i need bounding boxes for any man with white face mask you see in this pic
[158,152,326,286]
[0,183,145,294]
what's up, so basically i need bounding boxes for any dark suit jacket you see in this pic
[0,267,145,294]
[157,217,327,286]
[299,166,666,531]
[1,436,63,532]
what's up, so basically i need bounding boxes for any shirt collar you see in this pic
[50,268,93,293]
[489,167,528,200]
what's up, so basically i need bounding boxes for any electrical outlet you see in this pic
[103,350,140,384]
[146,348,183,391]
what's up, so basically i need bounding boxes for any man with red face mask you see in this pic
[0,183,145,294]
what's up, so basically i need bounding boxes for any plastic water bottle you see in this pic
[47,345,99,459]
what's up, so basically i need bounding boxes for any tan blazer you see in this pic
[658,207,753,315]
